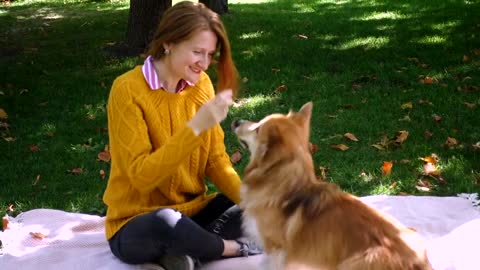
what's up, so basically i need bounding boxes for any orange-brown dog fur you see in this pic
[234,102,432,270]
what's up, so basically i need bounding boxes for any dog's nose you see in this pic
[231,119,244,130]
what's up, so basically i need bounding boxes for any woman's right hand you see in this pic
[188,89,233,136]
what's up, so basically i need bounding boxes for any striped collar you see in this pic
[142,55,193,93]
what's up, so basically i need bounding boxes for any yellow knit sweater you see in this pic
[103,66,242,240]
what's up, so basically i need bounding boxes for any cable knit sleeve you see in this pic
[107,77,202,194]
[205,125,242,204]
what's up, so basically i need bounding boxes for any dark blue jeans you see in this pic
[108,194,243,264]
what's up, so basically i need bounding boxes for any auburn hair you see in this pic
[146,1,239,95]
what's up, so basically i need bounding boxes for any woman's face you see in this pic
[165,29,218,84]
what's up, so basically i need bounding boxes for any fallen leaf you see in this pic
[30,232,47,240]
[371,144,386,151]
[318,166,329,180]
[296,34,308,39]
[464,102,476,109]
[67,168,83,175]
[420,154,439,165]
[395,130,409,144]
[2,216,9,230]
[29,144,39,152]
[473,142,480,151]
[32,174,41,186]
[401,101,413,110]
[444,137,458,148]
[273,85,288,94]
[433,114,442,123]
[230,149,242,164]
[424,130,433,139]
[419,99,433,106]
[344,133,359,142]
[382,161,393,176]
[330,144,349,151]
[309,143,318,154]
[271,68,280,73]
[99,169,106,180]
[97,150,111,162]
[0,108,8,119]
[7,204,14,213]
[3,137,16,142]
[398,115,411,122]
[0,121,9,128]
[388,181,397,189]
[463,55,469,62]
[420,76,436,84]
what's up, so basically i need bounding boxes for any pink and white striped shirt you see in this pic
[142,55,193,92]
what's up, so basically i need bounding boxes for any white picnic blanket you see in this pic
[0,194,479,270]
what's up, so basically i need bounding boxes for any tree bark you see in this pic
[200,0,228,15]
[126,0,172,51]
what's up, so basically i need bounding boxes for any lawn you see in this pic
[1,0,479,216]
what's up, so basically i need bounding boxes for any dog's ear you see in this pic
[299,102,313,124]
[257,124,281,160]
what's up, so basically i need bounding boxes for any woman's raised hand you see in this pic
[188,89,233,136]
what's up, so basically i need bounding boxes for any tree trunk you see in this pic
[125,0,172,52]
[200,0,228,15]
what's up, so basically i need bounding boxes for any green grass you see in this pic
[1,0,479,216]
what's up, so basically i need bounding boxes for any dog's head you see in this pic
[232,102,313,162]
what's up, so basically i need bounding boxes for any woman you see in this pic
[103,2,260,269]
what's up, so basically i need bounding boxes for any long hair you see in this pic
[146,1,239,95]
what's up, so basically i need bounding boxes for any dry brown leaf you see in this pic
[0,108,8,119]
[2,216,9,230]
[464,102,476,109]
[420,76,436,84]
[344,133,359,142]
[401,101,413,110]
[271,68,281,73]
[444,137,458,148]
[420,154,439,165]
[309,143,318,154]
[29,144,39,152]
[67,168,83,175]
[371,144,386,151]
[230,149,242,164]
[3,137,16,142]
[473,142,480,151]
[330,144,349,151]
[398,115,411,122]
[273,85,288,94]
[97,150,111,162]
[419,99,433,106]
[395,130,409,144]
[382,161,393,176]
[433,114,442,123]
[388,181,398,189]
[99,169,106,180]
[30,232,47,240]
[7,204,14,213]
[424,130,433,139]
[33,174,41,186]
[318,166,329,180]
